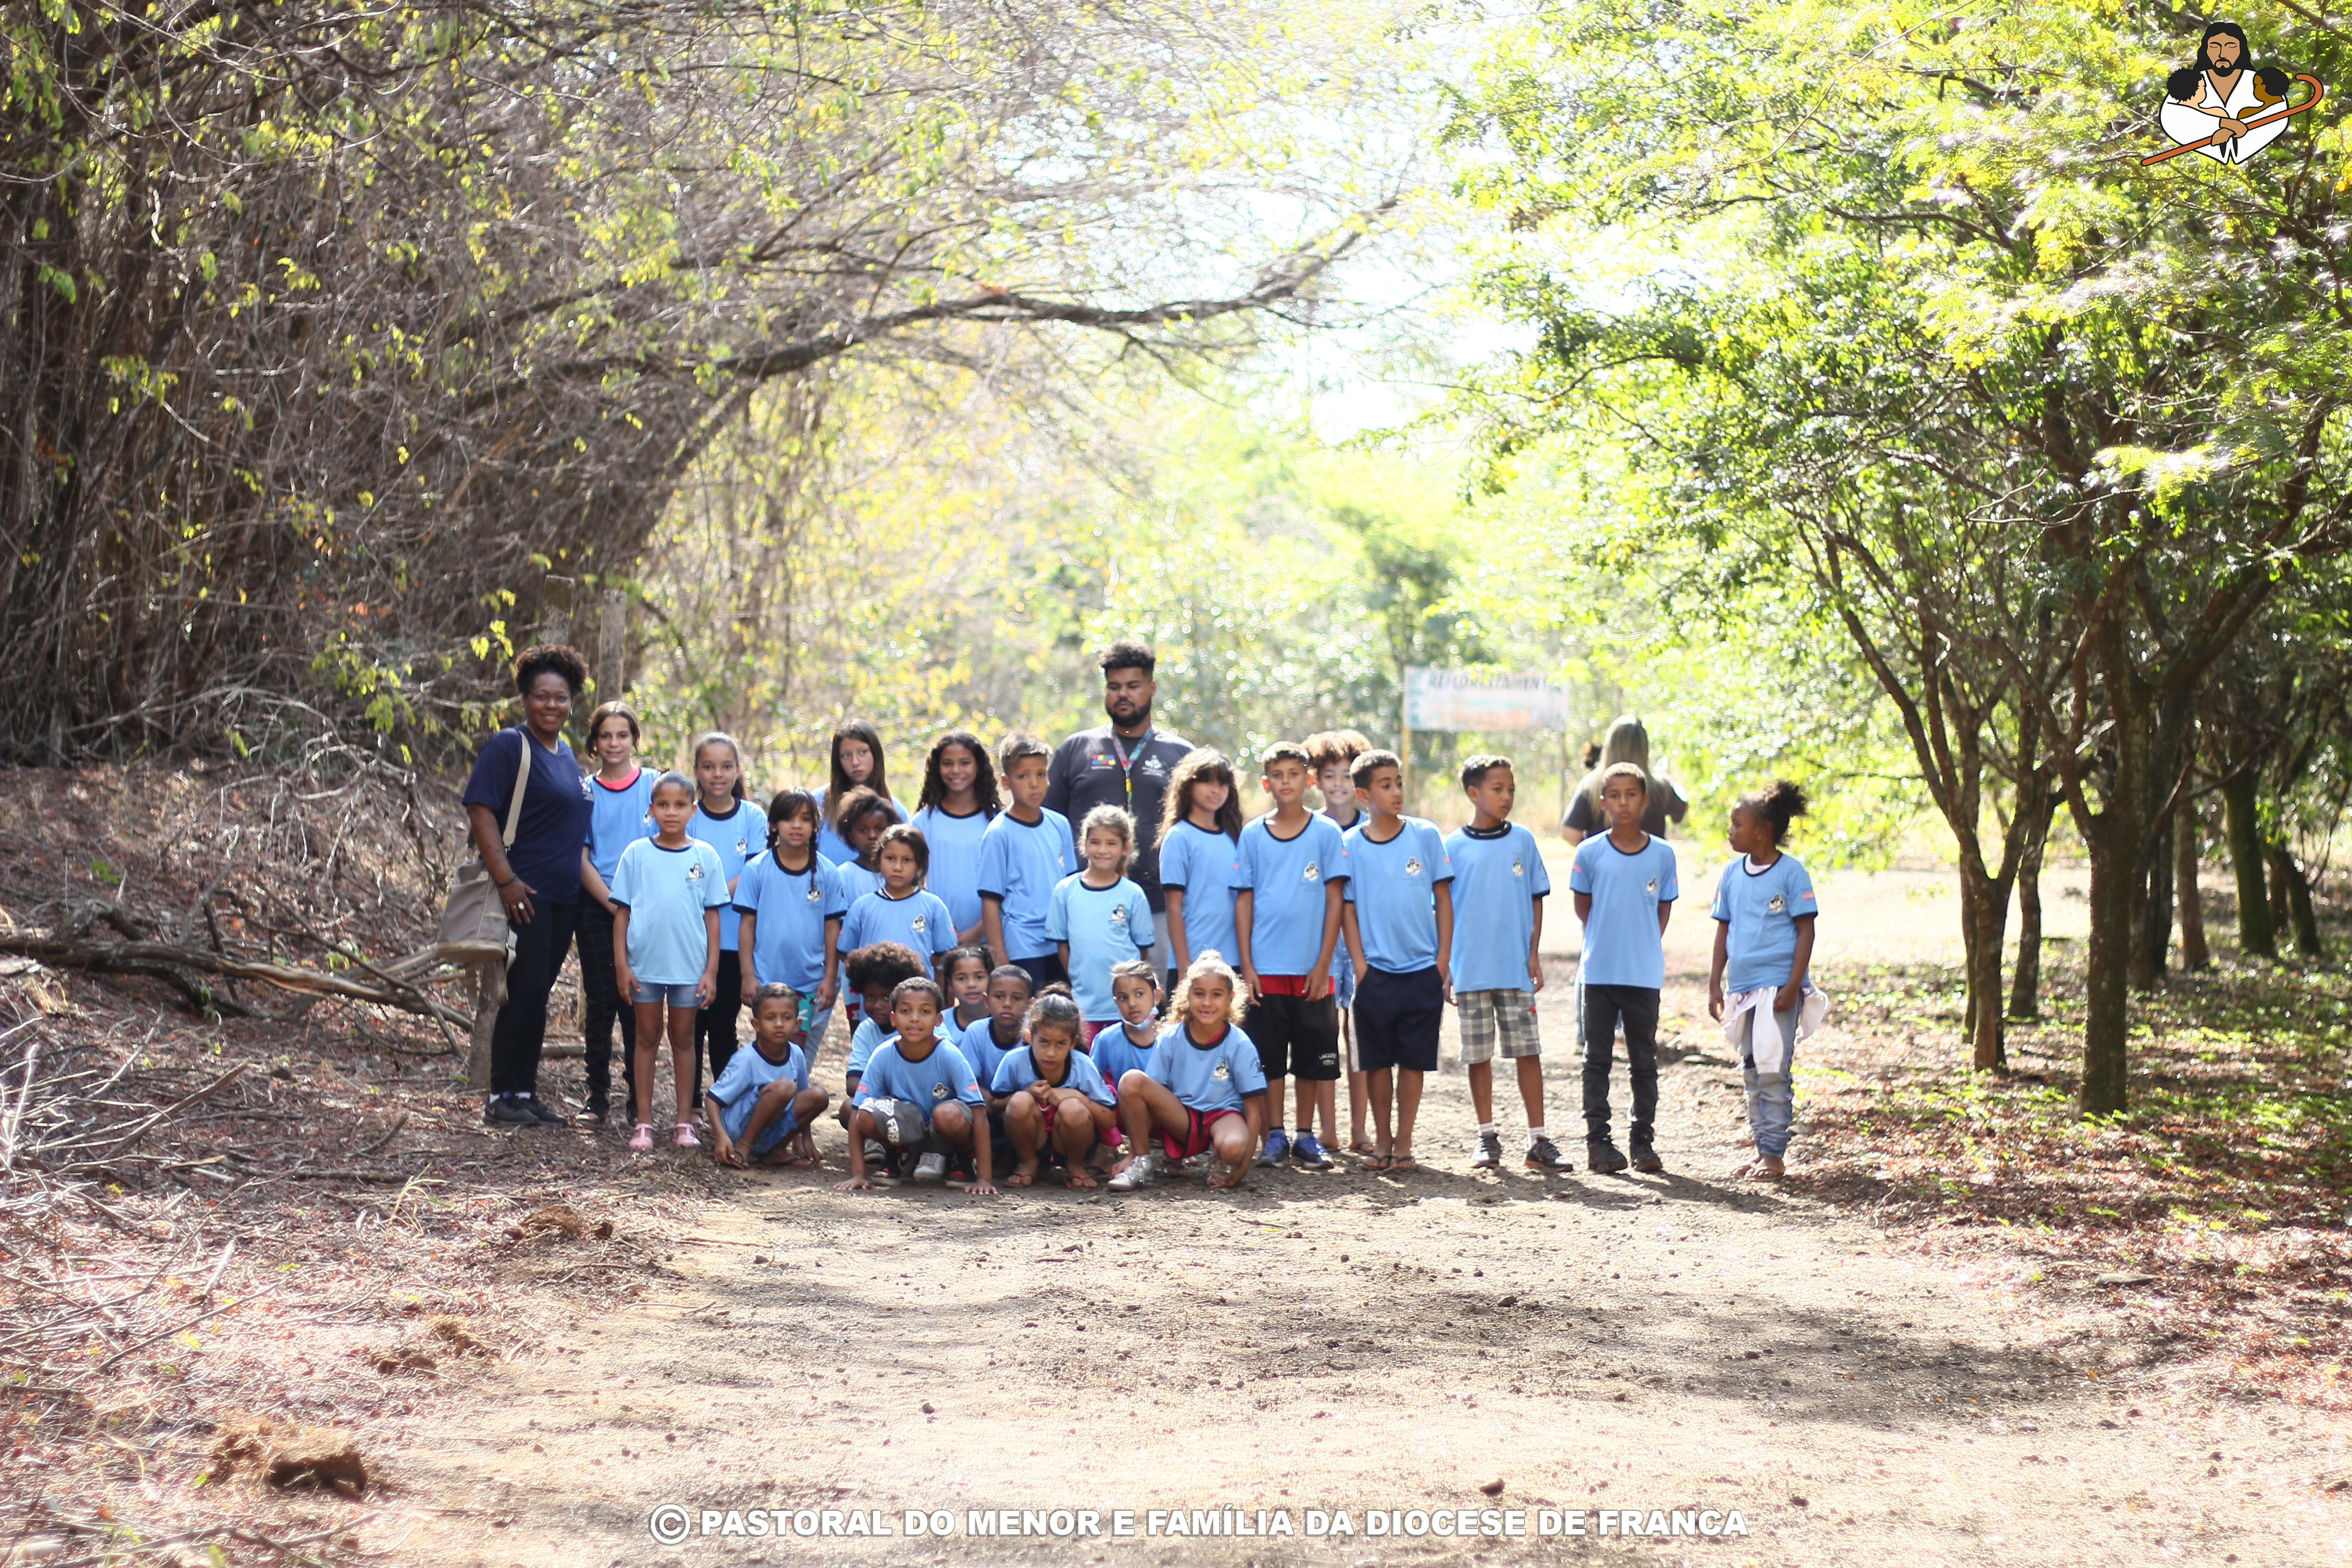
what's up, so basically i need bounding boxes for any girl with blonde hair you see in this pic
[1561,715,1688,846]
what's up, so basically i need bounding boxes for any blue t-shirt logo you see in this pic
[1303,861,1321,882]
[911,913,928,933]
[735,834,752,856]
[1212,1062,1230,1080]
[1768,893,1786,913]
[931,1081,950,1099]
[686,862,706,882]
[1510,858,1525,877]
[804,882,823,903]
[1645,877,1659,895]
[1404,857,1424,877]
[1110,906,1130,927]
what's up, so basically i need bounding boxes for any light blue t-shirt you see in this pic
[733,849,848,995]
[838,889,956,974]
[844,1015,891,1082]
[586,768,657,883]
[1145,1023,1268,1114]
[1088,1023,1157,1094]
[852,1040,986,1124]
[1442,823,1551,995]
[1710,853,1818,994]
[912,805,994,936]
[706,1042,811,1143]
[813,785,907,871]
[1157,818,1245,965]
[1235,813,1350,976]
[990,1045,1119,1107]
[1569,832,1679,990]
[956,1014,1025,1095]
[1342,817,1452,974]
[975,808,1075,960]
[610,838,730,985]
[688,800,765,952]
[834,859,883,909]
[1045,873,1154,1019]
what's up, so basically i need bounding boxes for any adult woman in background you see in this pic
[462,645,595,1126]
[1560,715,1688,846]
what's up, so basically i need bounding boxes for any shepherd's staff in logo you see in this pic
[2145,69,2324,165]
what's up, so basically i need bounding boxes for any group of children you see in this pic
[573,707,1822,1185]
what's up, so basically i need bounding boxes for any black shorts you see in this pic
[1249,988,1341,1081]
[1013,953,1068,990]
[1353,965,1443,1074]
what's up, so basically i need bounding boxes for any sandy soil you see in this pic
[364,865,2347,1568]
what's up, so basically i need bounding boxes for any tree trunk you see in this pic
[2221,770,2276,958]
[2269,845,2327,957]
[2175,804,2209,971]
[2008,799,2048,1019]
[2079,826,2136,1114]
[2266,839,2293,943]
[1958,868,2009,1070]
[2130,816,2173,990]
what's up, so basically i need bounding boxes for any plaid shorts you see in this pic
[1455,989,1541,1064]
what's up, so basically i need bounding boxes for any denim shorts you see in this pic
[631,980,701,1008]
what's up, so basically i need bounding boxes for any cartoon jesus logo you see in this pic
[2148,22,2323,167]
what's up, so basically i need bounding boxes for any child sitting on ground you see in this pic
[956,965,1039,1181]
[706,984,830,1168]
[1707,780,1823,1181]
[838,977,996,1194]
[1107,951,1267,1192]
[994,990,1120,1189]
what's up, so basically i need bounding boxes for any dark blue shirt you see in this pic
[461,727,593,905]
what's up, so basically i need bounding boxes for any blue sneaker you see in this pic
[1257,1128,1290,1167]
[1290,1132,1334,1170]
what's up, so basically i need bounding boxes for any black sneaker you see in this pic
[1524,1135,1569,1171]
[580,1097,609,1126]
[1587,1138,1630,1174]
[522,1095,563,1124]
[1630,1141,1665,1173]
[485,1095,536,1125]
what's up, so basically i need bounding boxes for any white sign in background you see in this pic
[1402,667,1569,732]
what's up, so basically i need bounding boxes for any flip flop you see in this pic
[1389,1154,1419,1172]
[1361,1152,1392,1171]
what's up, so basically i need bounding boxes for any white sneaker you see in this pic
[1108,1152,1161,1191]
[912,1152,947,1184]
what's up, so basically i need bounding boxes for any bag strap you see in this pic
[500,730,533,849]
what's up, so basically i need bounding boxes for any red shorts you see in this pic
[1039,1097,1114,1152]
[1161,1106,1245,1162]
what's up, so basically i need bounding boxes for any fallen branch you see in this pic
[0,930,472,1027]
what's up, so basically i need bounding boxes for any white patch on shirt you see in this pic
[736,835,751,856]
[686,862,706,882]
[1404,857,1423,877]
[1110,906,1130,927]
[931,1081,950,1099]
[1645,877,1659,896]
[1510,857,1525,877]
[1303,861,1321,882]
[1212,1062,1230,1080]
[910,914,927,933]
[1143,756,1166,775]
[805,883,823,903]
[1767,893,1786,914]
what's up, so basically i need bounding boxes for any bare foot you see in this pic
[1349,1137,1377,1156]
[1206,1160,1248,1190]
[1390,1150,1418,1172]
[1065,1166,1098,1190]
[1756,1155,1787,1180]
[1006,1162,1038,1188]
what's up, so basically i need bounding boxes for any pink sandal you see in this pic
[673,1122,701,1149]
[628,1123,654,1152]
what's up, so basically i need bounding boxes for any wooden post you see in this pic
[465,959,505,1090]
[538,574,577,648]
[596,590,628,701]
[1399,697,1413,818]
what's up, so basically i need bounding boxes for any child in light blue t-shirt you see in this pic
[1708,780,1820,1182]
[1047,806,1156,1028]
[611,773,730,1153]
[706,985,830,1168]
[1568,763,1679,1175]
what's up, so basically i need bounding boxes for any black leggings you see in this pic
[693,950,743,1098]
[572,899,636,1109]
[490,901,579,1098]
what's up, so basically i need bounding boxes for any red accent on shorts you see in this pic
[1254,974,1313,997]
[1162,1106,1245,1162]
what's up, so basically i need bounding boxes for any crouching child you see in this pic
[836,977,996,1195]
[1108,951,1266,1192]
[706,983,829,1169]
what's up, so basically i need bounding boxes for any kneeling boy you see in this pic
[837,977,996,1195]
[706,983,830,1168]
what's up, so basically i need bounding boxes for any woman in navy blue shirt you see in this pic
[462,645,595,1126]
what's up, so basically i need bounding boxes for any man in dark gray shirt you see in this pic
[1045,639,1194,978]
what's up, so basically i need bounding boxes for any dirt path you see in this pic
[372,871,2345,1567]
